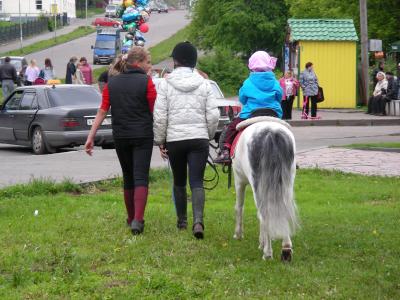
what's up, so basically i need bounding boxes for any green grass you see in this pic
[76,7,104,19]
[342,142,400,149]
[93,26,190,82]
[0,169,399,298]
[148,26,190,65]
[0,26,95,57]
[0,21,16,28]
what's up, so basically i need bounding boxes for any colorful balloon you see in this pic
[123,0,134,8]
[139,23,149,33]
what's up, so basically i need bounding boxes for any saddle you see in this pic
[230,116,292,159]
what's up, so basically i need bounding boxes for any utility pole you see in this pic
[359,0,369,105]
[85,0,88,29]
[18,0,23,53]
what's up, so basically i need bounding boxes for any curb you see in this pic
[288,118,400,127]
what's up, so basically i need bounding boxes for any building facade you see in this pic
[0,0,76,19]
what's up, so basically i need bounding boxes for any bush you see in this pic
[198,48,249,97]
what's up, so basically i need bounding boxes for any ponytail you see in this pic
[108,47,149,77]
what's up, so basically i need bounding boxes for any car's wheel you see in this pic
[31,127,49,155]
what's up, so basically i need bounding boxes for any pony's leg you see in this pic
[261,221,273,260]
[233,180,246,240]
[258,219,265,250]
[281,236,293,262]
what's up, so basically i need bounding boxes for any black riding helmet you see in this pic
[171,41,197,68]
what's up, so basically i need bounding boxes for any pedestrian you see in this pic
[214,50,282,164]
[98,68,109,93]
[74,62,86,85]
[371,61,385,87]
[79,57,93,85]
[65,56,78,84]
[34,70,46,85]
[25,59,40,86]
[0,56,17,99]
[85,47,157,235]
[279,70,299,120]
[153,42,220,239]
[18,58,28,86]
[378,71,398,115]
[300,62,319,119]
[42,58,56,81]
[367,71,388,115]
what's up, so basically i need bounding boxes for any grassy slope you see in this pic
[0,26,95,57]
[0,169,399,298]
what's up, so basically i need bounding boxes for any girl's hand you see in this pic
[85,137,94,156]
[159,145,168,160]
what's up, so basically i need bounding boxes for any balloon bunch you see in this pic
[118,0,150,53]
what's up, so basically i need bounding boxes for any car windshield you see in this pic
[10,59,22,71]
[107,5,116,10]
[47,87,101,107]
[95,40,115,49]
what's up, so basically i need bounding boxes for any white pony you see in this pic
[231,116,299,261]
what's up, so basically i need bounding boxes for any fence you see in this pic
[0,14,69,44]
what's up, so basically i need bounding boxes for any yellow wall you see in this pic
[296,41,357,108]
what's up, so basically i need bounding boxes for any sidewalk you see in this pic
[297,147,400,177]
[0,15,102,54]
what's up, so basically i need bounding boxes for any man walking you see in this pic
[0,57,17,99]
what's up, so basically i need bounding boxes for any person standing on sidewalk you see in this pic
[300,62,319,119]
[65,56,78,84]
[153,42,219,239]
[79,57,93,85]
[42,58,56,81]
[279,70,299,120]
[25,59,40,86]
[0,56,17,99]
[84,47,156,235]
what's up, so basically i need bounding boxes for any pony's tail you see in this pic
[249,129,299,239]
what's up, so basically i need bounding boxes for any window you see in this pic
[4,91,23,110]
[36,0,42,10]
[19,93,36,110]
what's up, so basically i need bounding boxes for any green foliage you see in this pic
[287,0,400,50]
[189,0,289,57]
[198,48,249,96]
[339,142,400,149]
[0,169,399,298]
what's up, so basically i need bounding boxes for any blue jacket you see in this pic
[239,71,283,119]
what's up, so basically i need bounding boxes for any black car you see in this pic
[158,4,169,13]
[0,85,113,154]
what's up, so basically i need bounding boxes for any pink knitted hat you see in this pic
[248,51,277,72]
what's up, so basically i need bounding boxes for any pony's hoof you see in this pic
[281,248,292,262]
[233,233,243,240]
[262,254,273,260]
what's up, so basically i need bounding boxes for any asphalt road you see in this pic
[24,10,190,79]
[1,126,399,188]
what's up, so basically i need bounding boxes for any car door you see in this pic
[0,90,24,142]
[13,91,38,141]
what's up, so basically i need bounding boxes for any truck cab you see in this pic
[92,28,121,65]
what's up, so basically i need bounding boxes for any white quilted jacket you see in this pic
[153,67,220,145]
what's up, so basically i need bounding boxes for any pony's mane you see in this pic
[236,116,292,131]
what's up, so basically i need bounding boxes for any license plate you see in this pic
[87,118,112,126]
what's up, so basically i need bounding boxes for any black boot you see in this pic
[174,186,187,230]
[191,188,205,239]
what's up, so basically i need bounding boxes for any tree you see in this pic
[189,0,289,57]
[287,0,400,50]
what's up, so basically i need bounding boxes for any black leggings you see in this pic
[167,139,209,189]
[281,96,295,119]
[114,138,153,189]
[303,95,318,117]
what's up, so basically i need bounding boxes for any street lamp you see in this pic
[85,0,88,29]
[18,0,23,53]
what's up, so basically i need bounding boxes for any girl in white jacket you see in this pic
[153,42,220,239]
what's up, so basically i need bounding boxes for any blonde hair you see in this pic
[109,47,150,76]
[285,70,293,77]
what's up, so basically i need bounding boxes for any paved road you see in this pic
[1,126,399,187]
[24,10,190,79]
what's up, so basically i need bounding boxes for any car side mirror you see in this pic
[91,45,94,49]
